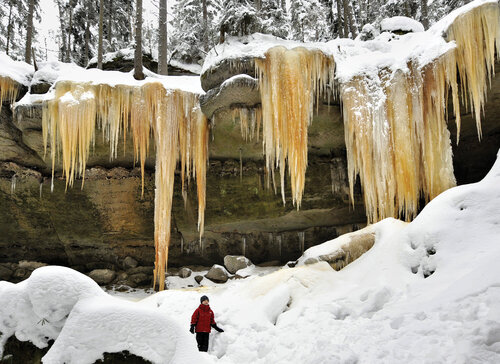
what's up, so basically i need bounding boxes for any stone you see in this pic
[127,273,150,287]
[0,264,13,280]
[88,269,116,285]
[194,275,204,284]
[18,260,47,271]
[304,258,319,265]
[205,264,229,283]
[116,272,128,281]
[123,256,138,270]
[12,268,28,280]
[179,267,192,278]
[127,266,154,275]
[223,255,252,274]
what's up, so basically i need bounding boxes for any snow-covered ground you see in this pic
[2,150,499,363]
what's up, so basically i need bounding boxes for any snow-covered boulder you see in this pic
[380,16,425,34]
[224,255,253,274]
[0,266,210,363]
[297,226,376,270]
[205,264,230,283]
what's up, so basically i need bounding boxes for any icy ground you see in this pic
[1,150,500,363]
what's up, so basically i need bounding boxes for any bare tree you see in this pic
[336,0,344,38]
[134,0,145,80]
[342,0,356,38]
[108,0,113,50]
[6,0,13,55]
[25,0,35,64]
[202,0,208,52]
[421,0,429,29]
[98,0,104,69]
[67,1,73,62]
[84,0,91,66]
[158,0,168,75]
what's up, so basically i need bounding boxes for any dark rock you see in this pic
[179,267,192,278]
[127,273,150,287]
[127,266,154,275]
[123,256,138,270]
[205,264,229,283]
[88,269,116,285]
[194,275,204,284]
[30,81,52,95]
[257,260,281,267]
[0,264,13,280]
[12,268,28,280]
[223,255,252,274]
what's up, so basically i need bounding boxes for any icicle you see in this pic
[298,231,305,253]
[242,236,246,256]
[10,174,16,194]
[239,148,243,182]
[445,2,500,140]
[39,182,43,199]
[255,46,335,209]
[42,81,208,291]
[0,76,19,113]
[277,234,282,258]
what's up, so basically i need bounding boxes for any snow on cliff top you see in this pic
[202,0,498,84]
[0,53,33,86]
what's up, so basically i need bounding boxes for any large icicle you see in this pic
[255,46,335,208]
[0,76,20,112]
[42,81,208,291]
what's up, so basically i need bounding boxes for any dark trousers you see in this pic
[196,332,210,352]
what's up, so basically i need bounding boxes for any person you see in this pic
[190,295,224,352]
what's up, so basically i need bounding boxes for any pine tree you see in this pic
[290,0,327,42]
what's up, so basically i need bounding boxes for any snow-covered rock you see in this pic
[205,265,230,283]
[223,255,253,274]
[380,16,425,34]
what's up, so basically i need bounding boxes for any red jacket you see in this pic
[191,304,216,333]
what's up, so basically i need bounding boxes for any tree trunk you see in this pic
[280,0,286,12]
[67,5,73,62]
[342,0,356,38]
[108,0,113,49]
[202,0,208,52]
[421,0,429,30]
[25,0,35,64]
[158,0,168,75]
[255,0,262,11]
[6,1,13,55]
[134,0,145,80]
[98,0,104,69]
[84,1,90,66]
[338,0,345,38]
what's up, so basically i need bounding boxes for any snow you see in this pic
[0,266,211,364]
[380,16,425,33]
[0,52,33,86]
[2,151,500,362]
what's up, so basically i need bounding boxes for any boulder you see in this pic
[304,258,319,265]
[88,269,116,285]
[205,265,229,283]
[223,255,253,274]
[126,266,154,275]
[18,260,47,271]
[0,264,13,280]
[194,275,204,284]
[179,267,192,278]
[127,273,150,287]
[123,256,138,270]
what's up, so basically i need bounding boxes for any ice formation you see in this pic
[255,46,335,207]
[0,76,20,112]
[248,0,499,222]
[42,80,208,291]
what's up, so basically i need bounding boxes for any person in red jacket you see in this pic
[190,295,224,352]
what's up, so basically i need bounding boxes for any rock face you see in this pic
[1,57,499,288]
[224,255,252,274]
